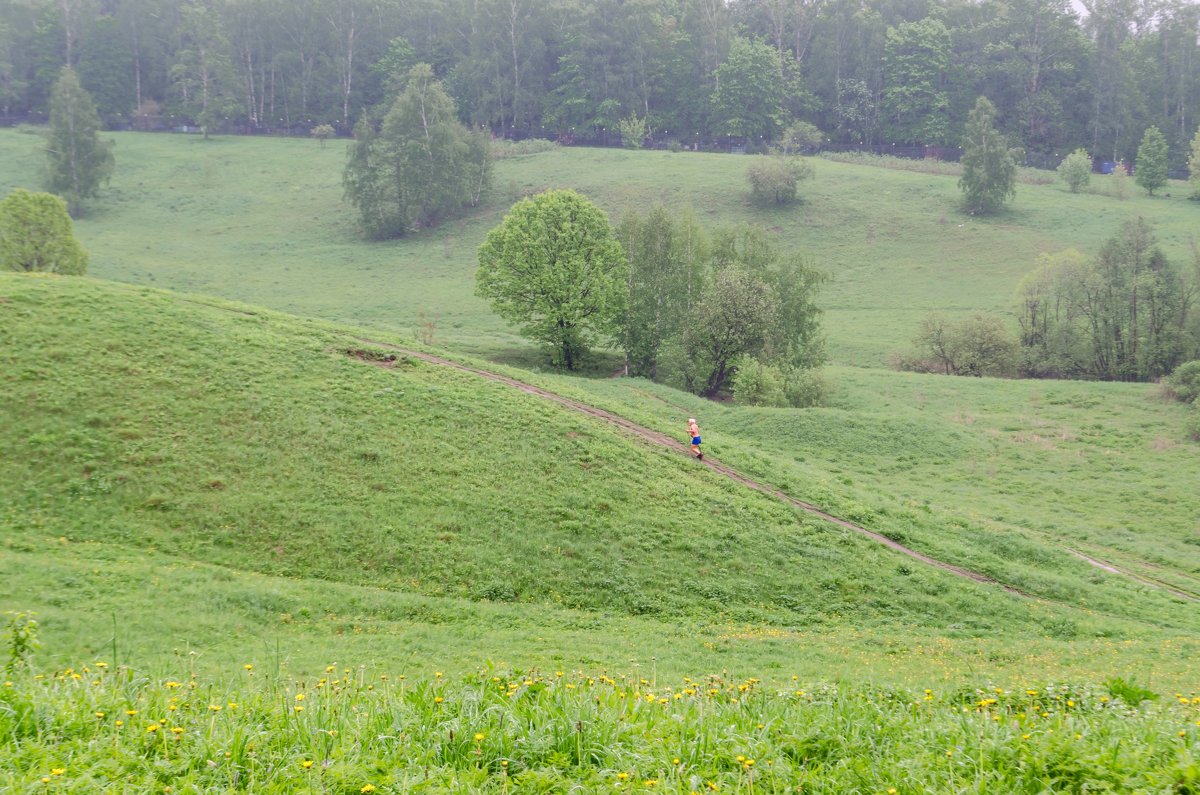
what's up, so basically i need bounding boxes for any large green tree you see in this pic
[0,189,88,274]
[476,189,627,370]
[617,204,709,379]
[1134,125,1168,196]
[343,64,491,238]
[170,0,237,138]
[880,18,951,145]
[959,96,1019,214]
[1015,220,1193,381]
[710,36,789,141]
[46,65,114,214]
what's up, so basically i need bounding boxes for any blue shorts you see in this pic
[692,436,702,445]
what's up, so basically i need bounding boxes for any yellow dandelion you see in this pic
[474,733,485,742]
[244,664,253,671]
[146,724,159,733]
[115,720,124,727]
[95,711,105,718]
[434,696,444,704]
[360,785,375,793]
[294,705,304,713]
[888,789,897,794]
[617,772,629,781]
[41,777,51,784]
[51,769,65,776]
[125,710,138,716]
[295,694,305,701]
[301,760,314,770]
[209,704,222,712]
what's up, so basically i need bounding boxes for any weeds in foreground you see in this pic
[3,662,1198,793]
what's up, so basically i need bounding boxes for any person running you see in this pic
[688,417,703,460]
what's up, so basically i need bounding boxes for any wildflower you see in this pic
[244,664,253,671]
[434,696,444,704]
[435,671,443,678]
[360,785,375,793]
[295,694,305,701]
[888,789,897,794]
[644,779,658,787]
[125,710,138,716]
[617,772,629,781]
[41,778,51,784]
[95,711,105,718]
[209,704,222,712]
[115,720,124,727]
[474,733,485,742]
[1022,734,1031,740]
[294,706,304,713]
[301,760,314,770]
[169,705,177,711]
[707,782,719,791]
[51,769,64,776]
[1180,731,1188,738]
[96,662,108,669]
[146,724,160,733]
[672,758,680,765]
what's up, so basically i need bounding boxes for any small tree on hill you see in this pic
[476,190,627,370]
[1135,126,1168,196]
[46,66,115,215]
[0,189,88,274]
[959,96,1018,214]
[311,124,335,148]
[1057,149,1092,193]
[343,65,491,238]
[746,155,814,204]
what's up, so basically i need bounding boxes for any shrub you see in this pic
[1186,405,1200,442]
[1057,149,1092,193]
[746,155,813,204]
[1165,360,1200,403]
[732,358,788,407]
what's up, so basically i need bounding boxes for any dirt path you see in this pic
[1068,550,1198,602]
[351,339,1022,595]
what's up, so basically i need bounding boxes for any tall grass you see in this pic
[3,661,1198,793]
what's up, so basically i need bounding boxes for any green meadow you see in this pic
[2,129,1199,791]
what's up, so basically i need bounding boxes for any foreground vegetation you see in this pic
[4,660,1199,793]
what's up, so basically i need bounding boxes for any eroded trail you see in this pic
[352,339,1022,595]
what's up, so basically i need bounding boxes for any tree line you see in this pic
[902,218,1200,385]
[5,0,1200,169]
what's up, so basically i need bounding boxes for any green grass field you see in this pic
[4,129,1199,366]
[2,129,1199,791]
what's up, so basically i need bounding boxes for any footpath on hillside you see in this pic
[346,339,1200,604]
[349,338,1026,595]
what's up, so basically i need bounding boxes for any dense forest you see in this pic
[2,0,1199,169]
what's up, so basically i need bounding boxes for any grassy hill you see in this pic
[2,273,1199,689]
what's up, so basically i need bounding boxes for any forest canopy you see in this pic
[2,0,1200,170]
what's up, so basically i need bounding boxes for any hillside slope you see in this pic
[4,274,1200,687]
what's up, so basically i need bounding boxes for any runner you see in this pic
[688,417,703,460]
